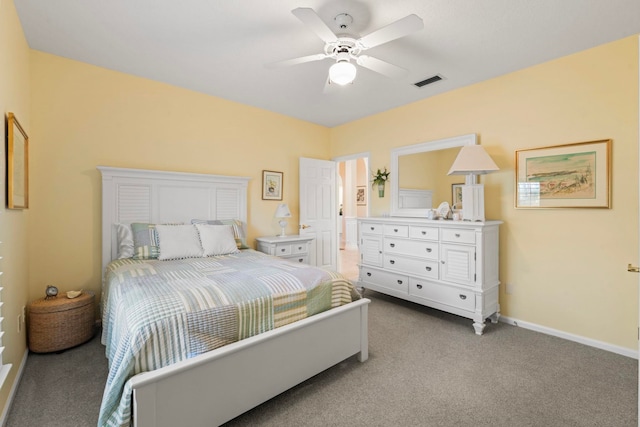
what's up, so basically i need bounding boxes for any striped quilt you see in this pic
[98,249,360,427]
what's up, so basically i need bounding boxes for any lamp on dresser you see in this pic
[274,203,292,237]
[447,144,499,221]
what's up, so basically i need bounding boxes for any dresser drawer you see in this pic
[291,242,308,254]
[409,226,439,241]
[360,267,409,293]
[384,255,439,279]
[383,224,409,237]
[441,228,476,244]
[274,244,292,256]
[286,255,308,264]
[385,237,438,260]
[409,279,475,312]
[361,222,383,235]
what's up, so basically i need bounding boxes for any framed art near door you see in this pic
[7,113,29,209]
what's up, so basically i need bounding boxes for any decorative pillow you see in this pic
[114,223,134,259]
[156,225,204,260]
[131,223,161,259]
[195,224,239,257]
[191,219,249,249]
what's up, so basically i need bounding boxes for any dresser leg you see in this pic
[489,312,500,324]
[473,321,486,335]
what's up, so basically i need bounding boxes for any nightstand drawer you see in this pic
[291,243,308,254]
[275,244,292,256]
[286,255,308,264]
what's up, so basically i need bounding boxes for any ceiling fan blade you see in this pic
[356,55,408,79]
[265,53,327,69]
[358,14,423,49]
[292,8,338,44]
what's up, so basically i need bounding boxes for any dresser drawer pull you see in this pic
[367,272,372,277]
[389,260,395,264]
[421,231,426,235]
[370,227,375,231]
[393,228,399,232]
[425,266,432,272]
[426,248,432,253]
[297,246,303,250]
[459,294,467,300]
[441,260,445,264]
[298,258,303,263]
[416,284,423,290]
[397,280,403,285]
[280,248,286,252]
[455,233,461,238]
[390,243,395,248]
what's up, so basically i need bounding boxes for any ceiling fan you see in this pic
[267,8,424,89]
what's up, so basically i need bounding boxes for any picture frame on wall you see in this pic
[451,183,463,209]
[7,112,29,209]
[356,186,366,206]
[262,170,283,200]
[515,139,611,208]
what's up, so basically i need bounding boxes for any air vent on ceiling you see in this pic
[414,74,444,88]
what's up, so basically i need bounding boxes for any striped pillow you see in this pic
[131,222,183,259]
[190,219,249,249]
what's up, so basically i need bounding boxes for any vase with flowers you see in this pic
[371,167,390,197]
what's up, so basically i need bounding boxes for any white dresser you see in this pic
[357,217,502,335]
[255,235,315,265]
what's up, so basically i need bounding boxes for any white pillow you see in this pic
[115,223,134,259]
[195,224,239,256]
[156,225,204,260]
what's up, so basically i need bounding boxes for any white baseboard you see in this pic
[0,348,28,426]
[499,316,638,359]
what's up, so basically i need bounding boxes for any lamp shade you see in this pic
[274,203,291,218]
[329,61,357,85]
[447,145,499,175]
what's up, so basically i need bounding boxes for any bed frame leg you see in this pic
[357,302,369,362]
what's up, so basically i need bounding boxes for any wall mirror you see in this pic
[7,112,29,209]
[390,133,476,217]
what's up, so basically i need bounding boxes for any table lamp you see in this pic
[274,203,292,237]
[447,145,499,221]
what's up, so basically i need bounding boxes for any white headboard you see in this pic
[98,166,250,272]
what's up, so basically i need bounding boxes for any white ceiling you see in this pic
[14,0,640,128]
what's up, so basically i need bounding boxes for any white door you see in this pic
[299,157,337,270]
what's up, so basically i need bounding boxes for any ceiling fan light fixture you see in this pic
[329,61,357,85]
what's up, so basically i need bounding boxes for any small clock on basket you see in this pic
[45,285,58,300]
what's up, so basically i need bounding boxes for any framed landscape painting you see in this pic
[515,139,611,208]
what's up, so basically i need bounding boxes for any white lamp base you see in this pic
[461,184,485,222]
[278,219,288,237]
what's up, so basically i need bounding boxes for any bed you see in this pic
[97,166,370,427]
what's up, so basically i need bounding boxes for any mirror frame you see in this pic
[390,133,476,217]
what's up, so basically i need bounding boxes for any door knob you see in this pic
[299,224,311,229]
[628,264,640,273]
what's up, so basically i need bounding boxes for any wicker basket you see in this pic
[28,290,95,353]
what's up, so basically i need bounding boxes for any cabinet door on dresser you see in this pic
[440,243,476,287]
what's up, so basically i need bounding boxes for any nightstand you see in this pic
[28,290,96,353]
[255,235,315,264]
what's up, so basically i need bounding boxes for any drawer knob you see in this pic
[441,260,445,264]
[390,243,395,248]
[425,266,432,272]
[455,233,461,238]
[281,248,286,252]
[416,284,423,289]
[426,248,432,253]
[421,231,426,235]
[367,272,372,277]
[297,246,302,250]
[459,294,467,300]
[390,260,395,264]
[298,258,303,263]
[370,227,375,231]
[397,280,403,285]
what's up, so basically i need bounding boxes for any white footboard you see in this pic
[130,298,370,427]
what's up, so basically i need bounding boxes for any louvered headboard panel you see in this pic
[98,166,250,272]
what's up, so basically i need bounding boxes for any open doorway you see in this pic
[335,153,369,281]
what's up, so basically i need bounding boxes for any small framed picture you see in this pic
[262,170,283,200]
[356,186,366,205]
[452,183,463,209]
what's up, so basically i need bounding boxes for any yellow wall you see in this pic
[0,0,31,415]
[28,50,329,301]
[330,36,639,350]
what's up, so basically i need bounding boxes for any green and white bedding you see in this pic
[99,249,360,427]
